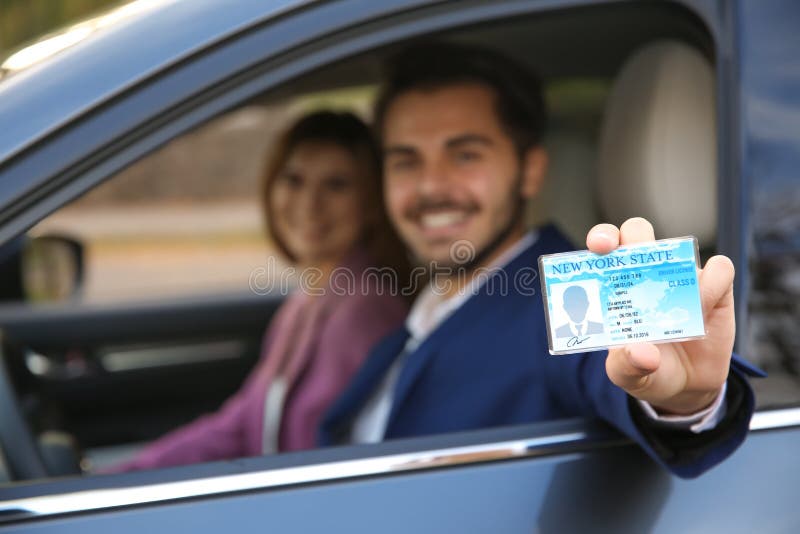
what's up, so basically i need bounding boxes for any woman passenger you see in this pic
[108,111,409,470]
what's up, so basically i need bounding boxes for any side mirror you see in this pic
[22,235,84,302]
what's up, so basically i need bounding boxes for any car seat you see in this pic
[597,39,717,246]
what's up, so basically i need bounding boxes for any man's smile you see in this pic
[414,207,477,240]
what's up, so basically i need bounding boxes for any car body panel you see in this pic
[0,416,798,533]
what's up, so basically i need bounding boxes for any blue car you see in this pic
[0,0,798,532]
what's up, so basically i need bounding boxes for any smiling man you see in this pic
[319,42,762,477]
[379,81,539,276]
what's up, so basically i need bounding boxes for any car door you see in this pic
[0,0,799,532]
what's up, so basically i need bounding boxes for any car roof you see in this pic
[0,0,711,169]
[0,0,314,165]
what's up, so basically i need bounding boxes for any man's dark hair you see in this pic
[373,42,547,157]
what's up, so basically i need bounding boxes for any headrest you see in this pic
[526,128,599,245]
[597,40,717,246]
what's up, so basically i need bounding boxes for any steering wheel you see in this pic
[0,336,49,481]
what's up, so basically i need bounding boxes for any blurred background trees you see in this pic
[0,0,123,58]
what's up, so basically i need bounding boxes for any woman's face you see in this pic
[270,141,368,266]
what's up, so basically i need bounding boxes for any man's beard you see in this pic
[409,172,526,274]
[456,193,525,273]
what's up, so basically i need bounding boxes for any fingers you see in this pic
[699,255,735,317]
[619,217,655,245]
[586,217,655,254]
[586,223,619,254]
[605,343,661,394]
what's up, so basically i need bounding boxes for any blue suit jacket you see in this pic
[319,225,763,478]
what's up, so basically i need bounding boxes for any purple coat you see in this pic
[108,249,407,472]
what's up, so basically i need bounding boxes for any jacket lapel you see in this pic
[317,326,410,446]
[386,273,516,429]
[283,294,336,388]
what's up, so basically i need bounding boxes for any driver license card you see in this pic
[538,237,705,355]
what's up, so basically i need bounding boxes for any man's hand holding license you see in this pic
[587,217,735,415]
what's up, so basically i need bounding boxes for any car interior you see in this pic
[0,1,792,487]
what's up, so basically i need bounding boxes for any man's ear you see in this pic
[520,146,548,200]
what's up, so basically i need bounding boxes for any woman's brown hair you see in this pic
[262,110,411,291]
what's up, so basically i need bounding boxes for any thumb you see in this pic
[605,343,661,395]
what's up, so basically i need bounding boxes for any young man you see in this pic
[319,43,761,477]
